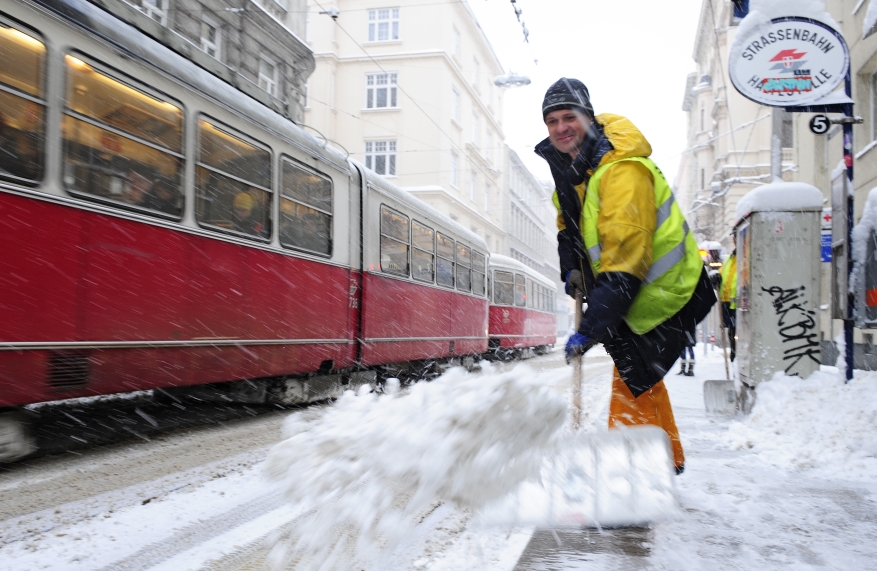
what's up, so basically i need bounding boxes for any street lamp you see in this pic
[494,72,531,88]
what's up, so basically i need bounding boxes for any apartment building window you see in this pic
[485,132,492,164]
[452,87,460,122]
[471,113,479,147]
[472,58,480,87]
[470,170,476,201]
[484,183,490,211]
[258,56,277,96]
[365,140,396,176]
[450,152,458,187]
[700,168,705,190]
[452,26,460,59]
[366,72,398,108]
[139,0,167,25]
[873,72,877,142]
[201,16,221,59]
[368,8,400,42]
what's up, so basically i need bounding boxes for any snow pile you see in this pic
[735,181,824,221]
[263,363,567,570]
[730,0,841,62]
[726,369,877,482]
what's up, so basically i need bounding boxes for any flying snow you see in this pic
[263,362,568,570]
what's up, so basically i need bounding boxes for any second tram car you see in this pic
[488,255,557,358]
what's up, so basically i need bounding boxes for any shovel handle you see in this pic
[572,291,584,429]
[718,298,730,380]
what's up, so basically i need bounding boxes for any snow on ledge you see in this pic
[735,181,824,222]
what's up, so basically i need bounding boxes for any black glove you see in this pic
[565,269,585,298]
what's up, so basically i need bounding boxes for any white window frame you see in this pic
[452,26,460,59]
[451,86,460,123]
[200,15,221,59]
[484,183,490,211]
[365,72,398,109]
[485,132,492,164]
[469,170,476,202]
[365,140,397,176]
[472,58,480,87]
[140,0,168,25]
[871,71,877,142]
[368,8,400,42]
[450,152,458,188]
[258,56,278,97]
[471,113,479,147]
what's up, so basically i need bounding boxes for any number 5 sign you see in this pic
[809,114,830,135]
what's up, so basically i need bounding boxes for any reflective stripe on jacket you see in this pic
[582,156,704,335]
[720,254,738,309]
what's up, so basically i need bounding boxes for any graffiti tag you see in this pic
[761,285,821,373]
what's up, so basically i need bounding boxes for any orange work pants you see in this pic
[608,367,685,468]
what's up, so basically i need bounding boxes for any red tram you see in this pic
[0,0,490,459]
[488,255,557,358]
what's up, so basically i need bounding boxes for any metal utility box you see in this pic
[736,184,823,410]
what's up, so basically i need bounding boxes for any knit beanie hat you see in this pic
[542,77,594,120]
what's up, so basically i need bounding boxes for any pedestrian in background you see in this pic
[535,78,716,474]
[720,234,738,361]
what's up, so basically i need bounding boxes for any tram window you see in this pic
[280,159,332,255]
[436,233,455,288]
[515,274,526,307]
[62,55,183,218]
[494,270,514,305]
[380,205,409,276]
[412,220,434,283]
[471,250,485,296]
[195,119,271,239]
[456,243,471,292]
[0,23,46,183]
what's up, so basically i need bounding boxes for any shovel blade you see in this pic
[703,380,737,415]
[477,426,678,529]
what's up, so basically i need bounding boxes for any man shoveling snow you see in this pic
[535,77,716,474]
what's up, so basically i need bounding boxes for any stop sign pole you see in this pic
[791,67,862,382]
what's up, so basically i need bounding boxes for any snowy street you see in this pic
[2,345,876,570]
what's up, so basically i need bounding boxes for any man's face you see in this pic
[544,109,590,159]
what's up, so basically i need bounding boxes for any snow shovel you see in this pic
[476,426,679,528]
[703,302,737,415]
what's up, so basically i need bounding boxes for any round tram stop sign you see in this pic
[729,17,849,107]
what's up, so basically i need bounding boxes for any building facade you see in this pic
[677,0,796,254]
[300,0,506,251]
[679,0,877,365]
[99,0,312,122]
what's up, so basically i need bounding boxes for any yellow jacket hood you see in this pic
[594,113,653,168]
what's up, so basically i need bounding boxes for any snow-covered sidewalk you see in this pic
[2,344,876,570]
